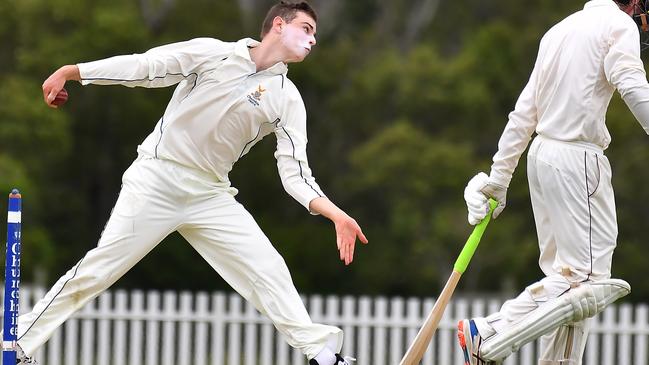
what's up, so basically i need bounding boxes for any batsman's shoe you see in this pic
[458,319,496,365]
[16,344,39,364]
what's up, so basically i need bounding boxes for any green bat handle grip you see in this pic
[453,199,498,274]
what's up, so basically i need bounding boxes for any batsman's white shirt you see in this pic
[490,0,649,187]
[78,37,324,210]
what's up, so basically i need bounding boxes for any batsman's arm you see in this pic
[489,62,540,188]
[606,22,649,134]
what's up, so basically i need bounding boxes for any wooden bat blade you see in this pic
[399,270,462,365]
[399,199,497,365]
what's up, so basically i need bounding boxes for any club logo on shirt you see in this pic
[247,85,266,107]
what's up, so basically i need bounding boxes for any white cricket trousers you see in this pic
[16,155,342,359]
[481,136,617,364]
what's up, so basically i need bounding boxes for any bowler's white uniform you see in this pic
[17,38,342,359]
[475,1,649,363]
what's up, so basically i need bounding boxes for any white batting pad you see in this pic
[480,279,630,361]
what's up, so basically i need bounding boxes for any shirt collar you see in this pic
[234,38,288,75]
[584,0,618,10]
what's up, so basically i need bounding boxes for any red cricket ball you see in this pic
[52,88,68,106]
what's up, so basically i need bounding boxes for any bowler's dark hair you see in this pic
[260,1,317,39]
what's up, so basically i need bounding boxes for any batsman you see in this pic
[458,0,649,364]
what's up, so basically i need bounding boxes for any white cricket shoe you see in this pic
[309,353,356,365]
[334,354,356,365]
[16,344,39,364]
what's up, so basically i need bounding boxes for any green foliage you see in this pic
[0,0,647,303]
[346,121,474,294]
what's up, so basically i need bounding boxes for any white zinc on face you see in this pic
[279,11,317,62]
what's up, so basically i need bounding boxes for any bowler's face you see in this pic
[280,12,317,63]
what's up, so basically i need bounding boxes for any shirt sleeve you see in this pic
[274,89,325,213]
[489,63,540,187]
[605,17,649,135]
[77,38,226,88]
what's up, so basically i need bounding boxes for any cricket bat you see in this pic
[399,199,498,365]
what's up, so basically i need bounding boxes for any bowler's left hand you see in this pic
[334,215,368,265]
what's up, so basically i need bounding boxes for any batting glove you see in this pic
[480,178,507,219]
[464,172,508,225]
[464,172,490,225]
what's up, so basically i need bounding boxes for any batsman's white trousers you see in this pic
[481,135,617,364]
[16,155,342,359]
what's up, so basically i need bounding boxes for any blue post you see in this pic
[3,189,21,364]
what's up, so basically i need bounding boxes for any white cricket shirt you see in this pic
[77,38,325,210]
[490,0,649,187]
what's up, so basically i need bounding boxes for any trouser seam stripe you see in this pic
[17,255,87,342]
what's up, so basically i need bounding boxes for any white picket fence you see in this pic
[3,286,648,365]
